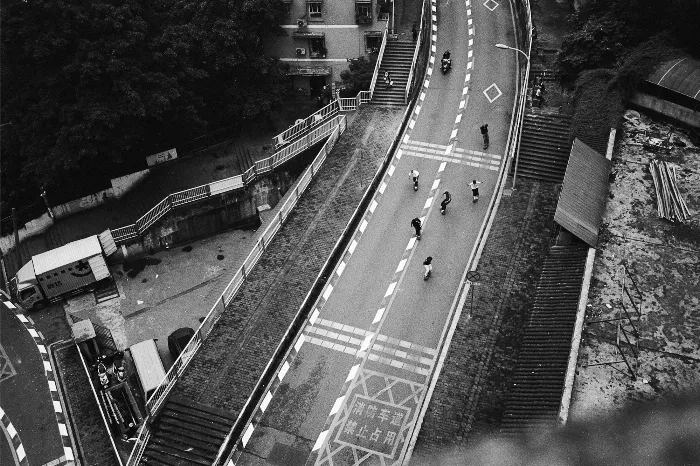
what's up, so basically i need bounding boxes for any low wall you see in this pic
[111,170,150,199]
[630,93,700,129]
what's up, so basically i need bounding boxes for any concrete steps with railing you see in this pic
[141,396,236,466]
[372,40,416,106]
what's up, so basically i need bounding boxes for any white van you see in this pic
[129,339,167,403]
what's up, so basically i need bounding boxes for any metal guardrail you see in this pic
[112,115,343,244]
[270,99,340,149]
[125,115,348,466]
[369,22,389,99]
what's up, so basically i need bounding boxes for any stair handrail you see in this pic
[111,114,343,244]
[405,0,428,103]
[270,99,340,149]
[369,21,389,99]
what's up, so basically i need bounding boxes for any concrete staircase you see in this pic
[499,244,588,435]
[514,111,573,183]
[141,396,236,465]
[372,40,415,106]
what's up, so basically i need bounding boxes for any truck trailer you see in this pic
[12,234,115,309]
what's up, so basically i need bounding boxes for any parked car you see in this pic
[167,328,195,359]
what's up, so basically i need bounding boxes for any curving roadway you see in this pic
[237,0,519,464]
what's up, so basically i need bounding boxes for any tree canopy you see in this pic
[1,0,288,219]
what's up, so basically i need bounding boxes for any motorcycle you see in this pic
[441,51,451,73]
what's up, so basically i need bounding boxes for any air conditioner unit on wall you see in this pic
[296,48,306,56]
[297,18,307,27]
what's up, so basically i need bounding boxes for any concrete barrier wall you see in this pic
[630,93,700,129]
[111,170,150,199]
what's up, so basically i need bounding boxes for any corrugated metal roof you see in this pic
[32,236,102,275]
[647,58,700,101]
[554,139,611,247]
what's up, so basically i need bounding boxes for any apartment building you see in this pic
[266,0,391,99]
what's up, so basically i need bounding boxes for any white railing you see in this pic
[369,22,390,99]
[405,0,428,103]
[270,99,340,149]
[126,115,348,466]
[113,116,343,244]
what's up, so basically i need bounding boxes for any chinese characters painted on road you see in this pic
[336,395,410,457]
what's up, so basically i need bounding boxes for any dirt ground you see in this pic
[569,110,700,421]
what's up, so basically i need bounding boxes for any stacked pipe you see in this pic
[649,160,691,223]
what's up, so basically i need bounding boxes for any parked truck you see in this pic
[12,233,116,310]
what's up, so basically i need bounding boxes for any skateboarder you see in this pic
[440,190,452,214]
[411,217,422,239]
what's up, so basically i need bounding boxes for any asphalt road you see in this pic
[238,0,517,465]
[0,305,65,466]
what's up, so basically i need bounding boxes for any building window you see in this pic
[308,3,322,19]
[283,3,292,16]
[366,35,380,53]
[309,38,327,58]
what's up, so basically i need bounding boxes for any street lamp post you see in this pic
[495,44,530,190]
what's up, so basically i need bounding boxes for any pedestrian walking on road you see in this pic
[480,124,489,149]
[412,22,418,42]
[411,217,422,239]
[469,180,483,202]
[440,190,451,214]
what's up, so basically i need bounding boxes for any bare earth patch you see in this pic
[570,110,700,422]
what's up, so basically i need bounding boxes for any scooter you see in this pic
[441,51,451,73]
[96,355,109,389]
[111,351,126,382]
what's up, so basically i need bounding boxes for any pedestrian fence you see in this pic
[270,99,340,149]
[125,115,348,466]
[338,91,371,111]
[112,114,345,244]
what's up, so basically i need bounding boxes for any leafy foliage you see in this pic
[0,0,288,215]
[556,0,700,83]
[339,55,377,97]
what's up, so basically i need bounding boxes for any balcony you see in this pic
[356,15,373,25]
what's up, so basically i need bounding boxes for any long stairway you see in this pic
[141,396,236,465]
[372,40,415,106]
[499,244,589,435]
[514,111,573,183]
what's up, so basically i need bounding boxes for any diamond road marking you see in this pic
[484,0,499,11]
[483,83,503,103]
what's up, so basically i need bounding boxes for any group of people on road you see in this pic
[408,129,486,278]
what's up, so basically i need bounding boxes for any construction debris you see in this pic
[649,160,691,223]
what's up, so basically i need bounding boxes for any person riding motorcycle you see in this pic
[441,50,451,72]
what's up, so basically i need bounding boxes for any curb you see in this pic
[0,291,77,465]
[0,406,29,466]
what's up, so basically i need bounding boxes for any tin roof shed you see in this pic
[554,139,611,248]
[647,58,700,102]
[32,236,103,276]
